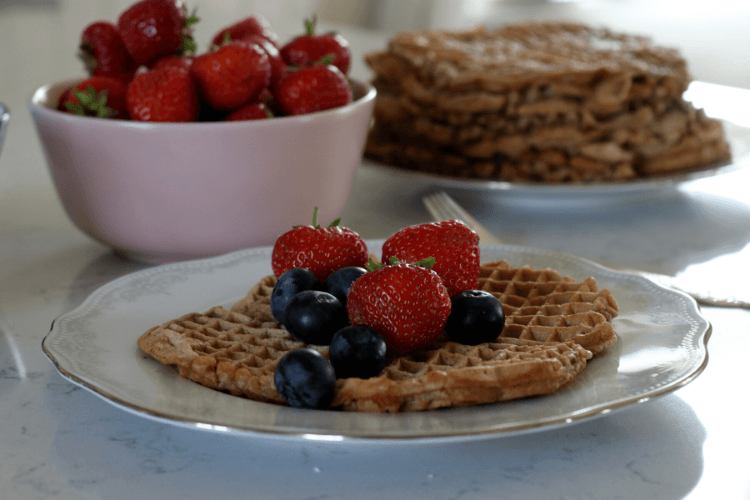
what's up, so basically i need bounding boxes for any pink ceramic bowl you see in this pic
[29,78,375,264]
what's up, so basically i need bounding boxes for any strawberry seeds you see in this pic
[270,211,487,355]
[269,210,508,409]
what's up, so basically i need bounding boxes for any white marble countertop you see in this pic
[2,1,750,499]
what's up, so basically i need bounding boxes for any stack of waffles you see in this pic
[364,22,731,183]
[137,260,619,412]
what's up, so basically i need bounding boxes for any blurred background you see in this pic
[316,0,750,89]
[1,0,748,197]
[1,0,748,87]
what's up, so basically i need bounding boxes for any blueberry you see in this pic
[271,268,321,324]
[324,266,367,306]
[274,349,336,409]
[444,290,506,345]
[284,290,349,345]
[329,325,388,379]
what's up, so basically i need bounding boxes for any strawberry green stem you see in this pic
[185,11,200,26]
[182,37,197,53]
[305,16,317,36]
[66,86,118,118]
[373,256,436,269]
[365,258,384,272]
[309,206,341,228]
[180,6,199,54]
[317,54,336,66]
[413,257,436,268]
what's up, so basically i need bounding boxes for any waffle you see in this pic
[479,260,618,354]
[364,22,731,183]
[138,261,618,412]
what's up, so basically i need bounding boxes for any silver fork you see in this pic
[422,190,749,309]
[422,192,503,244]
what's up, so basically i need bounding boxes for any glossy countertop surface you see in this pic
[2,1,750,499]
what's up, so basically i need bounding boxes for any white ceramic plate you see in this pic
[42,241,710,443]
[364,81,750,207]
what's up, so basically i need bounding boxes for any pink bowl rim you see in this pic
[28,76,376,130]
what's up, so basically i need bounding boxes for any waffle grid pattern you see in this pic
[138,261,618,412]
[479,260,618,354]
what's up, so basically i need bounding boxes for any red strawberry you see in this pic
[272,208,368,282]
[151,55,194,73]
[280,19,351,75]
[57,88,72,111]
[117,0,197,67]
[239,34,287,90]
[347,261,452,351]
[256,87,274,105]
[209,31,285,92]
[126,66,199,122]
[79,21,137,84]
[210,15,279,48]
[63,76,128,119]
[190,40,271,111]
[225,101,270,121]
[381,220,480,297]
[275,64,351,116]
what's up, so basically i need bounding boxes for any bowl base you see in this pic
[113,248,219,266]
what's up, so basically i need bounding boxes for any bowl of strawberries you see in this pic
[28,1,375,264]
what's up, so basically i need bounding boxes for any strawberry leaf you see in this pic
[70,86,117,118]
[185,13,200,26]
[305,16,317,36]
[383,256,435,269]
[94,91,108,109]
[365,258,384,272]
[63,102,86,115]
[412,257,436,269]
[309,207,341,229]
[180,7,199,54]
[317,54,336,66]
[182,37,197,53]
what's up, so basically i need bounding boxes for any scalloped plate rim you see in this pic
[42,241,711,443]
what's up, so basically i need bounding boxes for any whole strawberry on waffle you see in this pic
[382,220,480,297]
[138,219,619,412]
[271,208,369,282]
[347,259,452,352]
